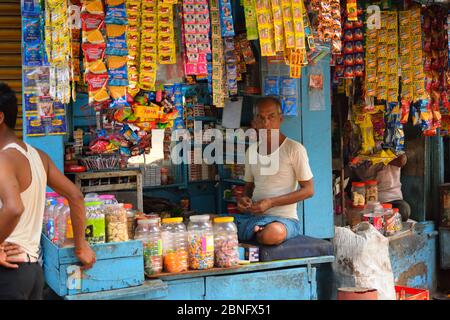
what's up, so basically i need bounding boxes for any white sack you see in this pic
[332,222,396,300]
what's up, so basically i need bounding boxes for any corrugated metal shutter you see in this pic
[0,0,22,139]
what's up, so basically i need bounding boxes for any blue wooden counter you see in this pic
[64,256,334,300]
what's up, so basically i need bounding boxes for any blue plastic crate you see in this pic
[41,234,145,297]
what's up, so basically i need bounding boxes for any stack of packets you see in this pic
[210,0,225,107]
[315,0,342,54]
[126,0,142,97]
[334,3,364,79]
[22,1,68,136]
[182,0,211,76]
[219,0,235,37]
[243,0,258,40]
[81,0,110,109]
[399,8,426,109]
[44,0,72,104]
[157,1,176,65]
[105,0,130,109]
[365,11,399,103]
[421,6,448,136]
[255,0,275,56]
[263,76,298,116]
[354,104,385,155]
[224,38,238,96]
[23,67,68,136]
[139,0,158,91]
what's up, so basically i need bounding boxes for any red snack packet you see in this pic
[400,99,411,124]
[81,13,104,31]
[82,43,106,62]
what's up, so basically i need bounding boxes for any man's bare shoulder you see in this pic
[0,150,16,172]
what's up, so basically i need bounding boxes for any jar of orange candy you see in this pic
[161,217,189,273]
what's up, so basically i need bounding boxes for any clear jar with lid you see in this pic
[351,182,366,207]
[365,180,378,202]
[161,217,188,273]
[99,194,118,205]
[187,215,214,270]
[84,193,99,202]
[363,201,384,233]
[393,208,403,231]
[134,218,162,275]
[124,204,136,240]
[213,217,239,268]
[382,203,396,236]
[104,204,129,243]
[85,201,106,244]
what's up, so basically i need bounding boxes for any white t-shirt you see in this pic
[244,138,313,220]
[376,165,403,203]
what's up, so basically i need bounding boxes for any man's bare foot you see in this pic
[254,225,265,233]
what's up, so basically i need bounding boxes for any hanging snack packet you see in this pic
[24,93,38,112]
[23,15,41,42]
[105,0,128,25]
[106,24,128,56]
[109,86,130,109]
[82,43,106,62]
[81,13,105,32]
[264,76,279,96]
[82,0,104,15]
[121,124,140,143]
[244,0,258,40]
[85,72,110,103]
[48,114,67,135]
[219,0,235,37]
[25,114,46,136]
[85,60,107,74]
[84,29,105,44]
[107,55,128,86]
[24,42,42,66]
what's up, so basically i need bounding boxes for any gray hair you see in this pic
[254,96,283,115]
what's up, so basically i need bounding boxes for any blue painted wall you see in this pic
[300,58,334,239]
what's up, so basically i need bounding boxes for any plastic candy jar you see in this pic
[98,194,118,205]
[382,203,396,236]
[213,217,239,268]
[393,208,403,231]
[104,204,129,243]
[351,182,366,206]
[188,215,214,270]
[85,201,106,244]
[161,217,189,273]
[365,180,378,202]
[135,218,162,275]
[124,204,136,240]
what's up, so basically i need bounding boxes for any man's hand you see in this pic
[0,242,25,269]
[237,196,253,212]
[249,198,273,214]
[75,240,96,270]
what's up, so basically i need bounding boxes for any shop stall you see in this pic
[19,0,447,300]
[21,0,335,300]
[329,0,447,293]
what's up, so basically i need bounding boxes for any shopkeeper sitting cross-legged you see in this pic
[235,97,314,246]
